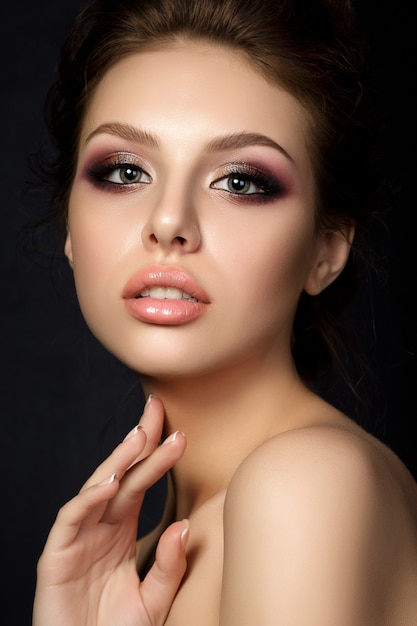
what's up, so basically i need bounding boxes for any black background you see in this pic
[1,2,416,624]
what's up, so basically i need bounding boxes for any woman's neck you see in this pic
[140,355,314,519]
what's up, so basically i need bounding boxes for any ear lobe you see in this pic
[64,232,74,268]
[304,225,354,296]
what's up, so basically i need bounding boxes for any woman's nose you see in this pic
[141,188,201,254]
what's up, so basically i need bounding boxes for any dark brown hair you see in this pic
[40,0,385,391]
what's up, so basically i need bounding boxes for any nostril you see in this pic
[148,233,187,246]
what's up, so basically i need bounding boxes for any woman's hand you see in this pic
[32,396,188,626]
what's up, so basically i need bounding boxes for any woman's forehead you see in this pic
[81,43,312,166]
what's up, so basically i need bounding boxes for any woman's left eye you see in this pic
[210,166,282,200]
[212,174,261,195]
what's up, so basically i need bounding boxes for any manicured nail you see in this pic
[180,519,190,547]
[146,393,155,406]
[123,424,145,441]
[161,430,183,445]
[98,473,117,486]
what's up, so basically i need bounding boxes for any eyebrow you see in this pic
[206,132,293,161]
[85,122,160,148]
[85,122,293,161]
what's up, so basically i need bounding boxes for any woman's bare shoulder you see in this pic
[227,419,417,521]
[221,421,417,625]
[229,412,417,497]
[221,425,417,626]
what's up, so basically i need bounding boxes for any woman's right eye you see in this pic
[87,157,152,187]
[103,164,152,185]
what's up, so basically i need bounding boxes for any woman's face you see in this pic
[66,42,341,378]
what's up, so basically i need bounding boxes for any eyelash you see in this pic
[210,163,284,202]
[87,154,151,190]
[86,156,284,203]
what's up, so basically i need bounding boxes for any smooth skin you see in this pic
[34,42,417,625]
[33,397,189,626]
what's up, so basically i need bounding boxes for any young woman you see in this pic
[32,0,417,624]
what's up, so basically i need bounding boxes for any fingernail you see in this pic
[123,424,145,441]
[98,473,117,486]
[146,393,155,406]
[161,430,183,445]
[180,520,189,547]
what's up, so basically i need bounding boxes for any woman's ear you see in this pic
[64,231,74,268]
[304,224,354,296]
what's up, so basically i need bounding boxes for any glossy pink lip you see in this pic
[122,265,210,325]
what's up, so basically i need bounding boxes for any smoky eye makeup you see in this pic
[210,162,286,204]
[84,151,152,190]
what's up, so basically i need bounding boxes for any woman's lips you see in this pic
[122,265,210,325]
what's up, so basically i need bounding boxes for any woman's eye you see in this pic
[210,166,283,201]
[104,165,151,185]
[212,173,261,195]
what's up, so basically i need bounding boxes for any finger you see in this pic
[140,519,189,625]
[85,395,165,481]
[43,474,120,552]
[102,430,187,524]
[80,393,166,492]
[81,426,148,491]
[123,395,166,468]
[138,395,166,449]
